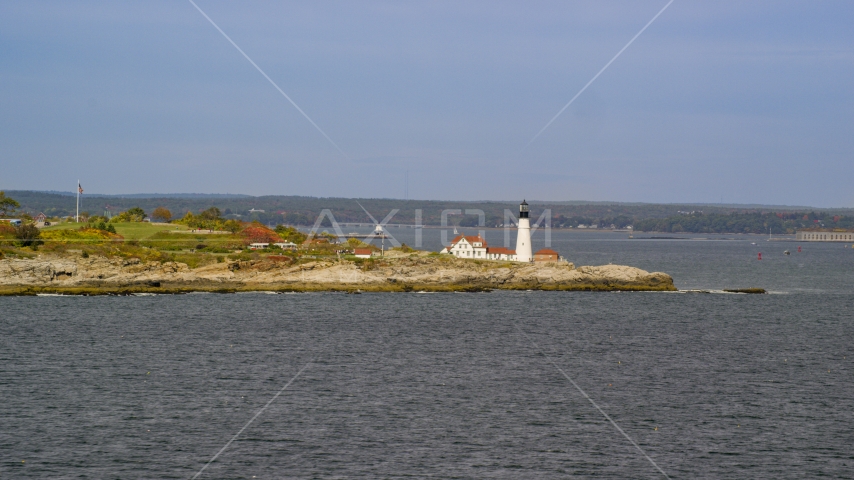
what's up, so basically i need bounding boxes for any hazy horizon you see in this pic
[2,1,853,207]
[8,189,845,212]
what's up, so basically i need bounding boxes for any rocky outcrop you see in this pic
[0,254,675,294]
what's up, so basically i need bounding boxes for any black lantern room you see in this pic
[519,199,529,218]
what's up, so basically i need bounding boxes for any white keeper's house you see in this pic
[440,234,519,261]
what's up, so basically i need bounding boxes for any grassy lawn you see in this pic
[42,222,188,240]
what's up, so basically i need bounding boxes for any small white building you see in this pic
[273,242,298,250]
[249,242,269,250]
[354,248,373,258]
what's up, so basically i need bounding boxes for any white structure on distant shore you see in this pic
[440,200,557,263]
[796,229,854,242]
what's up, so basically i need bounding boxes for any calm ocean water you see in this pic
[2,230,853,478]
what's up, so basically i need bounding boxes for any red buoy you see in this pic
[797,246,802,253]
[758,252,762,260]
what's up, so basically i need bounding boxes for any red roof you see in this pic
[487,247,516,255]
[450,234,487,247]
[354,248,372,255]
[535,248,558,255]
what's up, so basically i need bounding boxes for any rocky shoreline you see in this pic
[0,254,676,295]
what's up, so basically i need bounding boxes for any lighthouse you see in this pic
[515,199,533,262]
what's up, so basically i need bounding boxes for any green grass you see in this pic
[42,222,188,240]
[112,222,189,240]
[140,231,243,251]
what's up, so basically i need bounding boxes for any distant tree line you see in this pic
[633,212,854,234]
[7,190,854,234]
[19,189,854,224]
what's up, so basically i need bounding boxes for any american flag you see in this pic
[78,183,83,194]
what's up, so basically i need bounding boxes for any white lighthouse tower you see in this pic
[515,199,533,262]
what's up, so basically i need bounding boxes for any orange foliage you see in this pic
[240,223,282,245]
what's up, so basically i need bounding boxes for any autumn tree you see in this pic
[151,207,172,223]
[241,222,282,245]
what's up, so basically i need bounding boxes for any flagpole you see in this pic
[76,179,80,223]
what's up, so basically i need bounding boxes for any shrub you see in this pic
[15,224,42,247]
[223,219,242,233]
[175,210,239,231]
[345,237,368,248]
[89,221,117,234]
[274,225,308,243]
[110,207,147,223]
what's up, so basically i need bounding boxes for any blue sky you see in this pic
[1,1,852,206]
